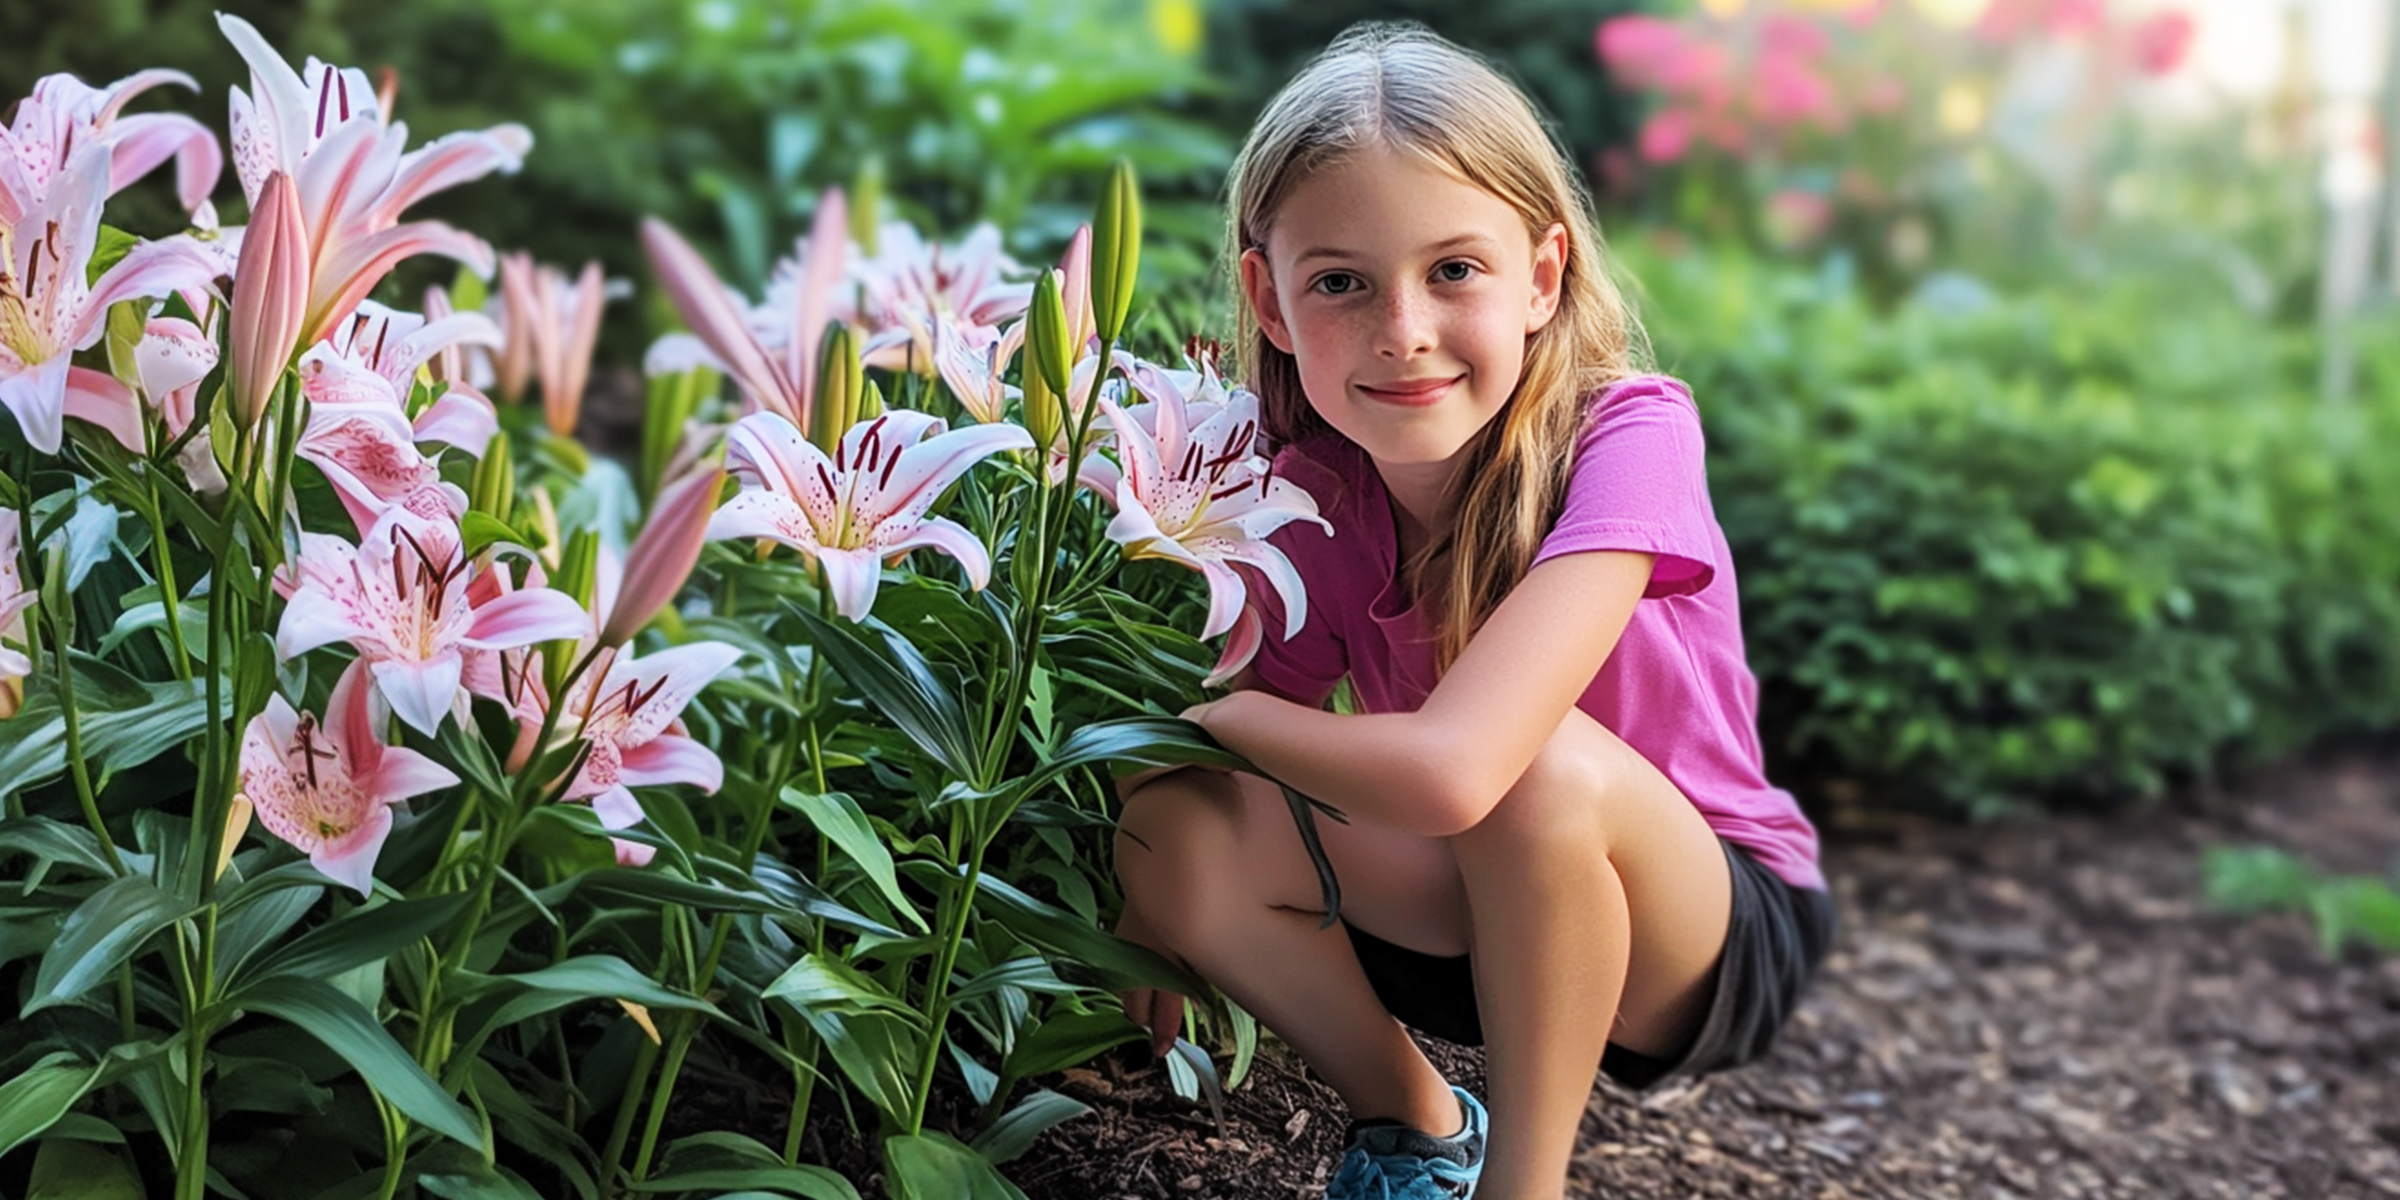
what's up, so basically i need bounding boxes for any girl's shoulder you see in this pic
[1583,372,1698,424]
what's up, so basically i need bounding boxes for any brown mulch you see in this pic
[1000,740,2400,1200]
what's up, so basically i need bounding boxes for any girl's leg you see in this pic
[1454,706,1733,1200]
[1114,766,1468,1135]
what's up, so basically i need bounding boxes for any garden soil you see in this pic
[763,738,2400,1199]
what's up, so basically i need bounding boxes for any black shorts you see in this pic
[1341,837,1835,1091]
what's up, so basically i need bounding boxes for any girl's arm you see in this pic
[1185,549,1654,838]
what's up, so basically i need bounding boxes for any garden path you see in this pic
[1009,739,2400,1200]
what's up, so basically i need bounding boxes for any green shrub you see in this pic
[1624,240,2400,815]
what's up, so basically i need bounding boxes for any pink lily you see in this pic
[239,658,458,898]
[933,227,1100,429]
[1082,358,1329,685]
[217,13,531,347]
[563,641,744,864]
[0,510,33,701]
[489,252,539,402]
[295,299,501,529]
[638,191,850,426]
[276,507,591,736]
[530,259,607,437]
[0,69,223,228]
[0,146,219,453]
[707,409,1032,620]
[851,221,1031,376]
[598,466,724,647]
[641,216,812,428]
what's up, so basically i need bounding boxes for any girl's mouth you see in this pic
[1357,375,1461,406]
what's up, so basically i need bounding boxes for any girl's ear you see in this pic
[1240,248,1297,354]
[1525,221,1567,335]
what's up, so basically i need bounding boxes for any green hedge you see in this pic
[1627,240,2400,816]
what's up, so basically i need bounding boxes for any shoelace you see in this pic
[1328,1142,1479,1200]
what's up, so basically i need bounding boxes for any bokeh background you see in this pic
[8,0,2399,871]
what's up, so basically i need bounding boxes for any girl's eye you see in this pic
[1434,260,1475,283]
[1312,273,1361,296]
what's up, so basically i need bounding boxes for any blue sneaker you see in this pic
[1325,1086,1487,1200]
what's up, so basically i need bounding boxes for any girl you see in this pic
[1111,22,1833,1200]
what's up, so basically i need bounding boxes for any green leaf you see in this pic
[999,1010,1141,1083]
[233,976,486,1150]
[30,874,194,1013]
[969,1089,1090,1166]
[630,1165,861,1200]
[971,872,1208,997]
[0,1054,105,1157]
[763,954,922,1024]
[1023,717,1244,794]
[0,654,209,802]
[789,603,980,779]
[780,787,928,932]
[27,1138,143,1200]
[231,892,469,992]
[882,1132,1029,1200]
[448,955,723,1069]
[0,815,123,878]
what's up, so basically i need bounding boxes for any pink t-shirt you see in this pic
[1244,374,1825,891]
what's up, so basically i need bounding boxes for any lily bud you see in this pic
[542,529,599,696]
[1059,224,1096,359]
[811,324,863,454]
[1023,271,1071,451]
[857,378,884,421]
[851,156,884,258]
[471,432,516,521]
[227,171,310,431]
[599,466,723,648]
[1091,160,1141,345]
[1026,269,1072,400]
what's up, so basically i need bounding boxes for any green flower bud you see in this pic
[851,156,884,258]
[1027,268,1072,400]
[471,432,516,522]
[858,378,884,421]
[542,528,600,696]
[812,323,864,454]
[1091,159,1142,345]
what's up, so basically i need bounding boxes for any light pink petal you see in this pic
[705,490,825,554]
[215,15,313,188]
[372,653,464,737]
[609,641,744,746]
[875,516,994,591]
[618,733,723,793]
[814,547,885,622]
[847,420,1032,533]
[412,387,497,455]
[311,802,393,899]
[786,188,847,417]
[461,586,590,649]
[1075,453,1123,504]
[641,217,796,422]
[62,367,145,453]
[1204,607,1264,688]
[1208,537,1311,641]
[371,746,461,805]
[642,331,724,378]
[590,786,644,831]
[3,355,71,453]
[1101,477,1190,563]
[1193,560,1249,641]
[723,411,841,532]
[306,219,493,346]
[71,237,222,351]
[136,316,218,403]
[103,112,224,213]
[376,125,532,226]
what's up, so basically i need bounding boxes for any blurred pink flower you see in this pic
[1760,14,1830,60]
[239,659,458,898]
[1763,189,1835,250]
[850,222,1031,376]
[1756,51,1839,129]
[2130,10,2197,77]
[598,466,723,648]
[1638,109,1697,164]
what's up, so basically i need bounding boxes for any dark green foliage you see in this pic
[1631,239,2400,816]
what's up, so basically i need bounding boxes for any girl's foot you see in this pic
[1326,1086,1487,1199]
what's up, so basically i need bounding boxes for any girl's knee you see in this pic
[1463,713,1647,850]
[1113,770,1246,916]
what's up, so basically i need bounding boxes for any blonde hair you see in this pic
[1226,21,1650,677]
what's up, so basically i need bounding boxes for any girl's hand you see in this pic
[1111,898,1187,1061]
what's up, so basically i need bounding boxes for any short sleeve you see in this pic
[1531,376,1719,598]
[1240,443,1351,707]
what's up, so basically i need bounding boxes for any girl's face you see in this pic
[1240,145,1566,473]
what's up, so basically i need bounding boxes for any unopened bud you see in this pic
[1091,160,1142,345]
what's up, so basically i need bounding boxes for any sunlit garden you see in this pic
[3,1,2397,1197]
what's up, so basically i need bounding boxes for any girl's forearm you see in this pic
[1191,691,1461,836]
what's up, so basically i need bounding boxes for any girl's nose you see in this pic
[1372,285,1435,359]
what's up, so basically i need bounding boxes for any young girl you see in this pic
[1110,22,1834,1200]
